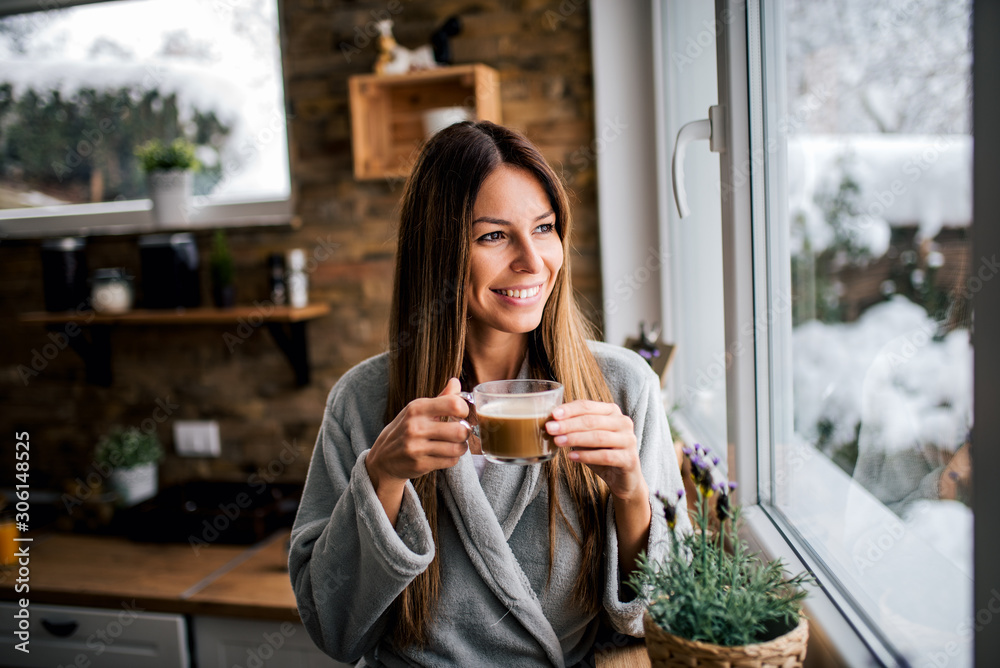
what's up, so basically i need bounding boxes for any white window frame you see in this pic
[0,0,294,240]
[594,1,997,665]
[716,0,993,664]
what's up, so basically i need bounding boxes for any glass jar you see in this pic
[91,268,134,314]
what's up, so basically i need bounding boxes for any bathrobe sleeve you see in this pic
[287,356,435,664]
[591,343,691,637]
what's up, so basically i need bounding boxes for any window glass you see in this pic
[0,0,289,210]
[764,0,973,663]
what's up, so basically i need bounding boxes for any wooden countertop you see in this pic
[0,530,649,666]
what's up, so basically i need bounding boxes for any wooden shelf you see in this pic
[19,304,329,326]
[19,304,330,387]
[349,63,502,180]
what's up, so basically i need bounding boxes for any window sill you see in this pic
[741,506,886,667]
[0,197,295,240]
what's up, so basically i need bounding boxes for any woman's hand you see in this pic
[365,378,471,525]
[546,399,652,582]
[545,400,648,503]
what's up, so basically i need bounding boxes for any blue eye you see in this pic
[536,223,556,234]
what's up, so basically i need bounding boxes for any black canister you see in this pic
[40,237,89,312]
[138,233,201,309]
[268,252,287,306]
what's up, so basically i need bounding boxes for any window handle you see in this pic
[671,105,726,218]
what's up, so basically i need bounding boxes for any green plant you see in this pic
[629,443,814,647]
[135,138,199,173]
[210,229,235,287]
[94,427,164,469]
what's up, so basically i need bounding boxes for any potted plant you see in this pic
[136,138,199,226]
[210,229,236,307]
[629,443,814,667]
[94,426,164,507]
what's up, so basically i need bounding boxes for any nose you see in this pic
[510,234,544,274]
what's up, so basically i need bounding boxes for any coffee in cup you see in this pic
[461,379,563,464]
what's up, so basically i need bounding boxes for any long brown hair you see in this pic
[386,121,613,647]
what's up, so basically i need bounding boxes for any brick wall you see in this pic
[0,0,602,493]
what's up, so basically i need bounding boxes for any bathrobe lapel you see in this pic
[440,456,564,667]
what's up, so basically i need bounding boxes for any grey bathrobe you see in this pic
[288,341,688,667]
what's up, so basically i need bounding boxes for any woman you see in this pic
[289,121,688,667]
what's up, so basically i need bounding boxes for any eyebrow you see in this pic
[472,210,555,226]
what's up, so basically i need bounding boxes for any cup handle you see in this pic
[456,392,479,439]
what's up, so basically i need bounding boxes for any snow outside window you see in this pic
[0,0,290,234]
[757,1,973,664]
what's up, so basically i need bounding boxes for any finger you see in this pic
[550,399,621,420]
[415,419,473,443]
[410,394,470,419]
[437,376,462,397]
[546,413,632,438]
[423,439,469,459]
[550,430,633,450]
[566,446,633,467]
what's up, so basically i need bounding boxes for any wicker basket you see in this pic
[643,611,809,668]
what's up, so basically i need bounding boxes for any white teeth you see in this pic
[496,286,540,299]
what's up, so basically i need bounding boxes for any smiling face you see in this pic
[465,164,565,343]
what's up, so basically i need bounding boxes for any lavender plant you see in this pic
[628,443,814,647]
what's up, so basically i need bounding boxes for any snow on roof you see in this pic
[788,134,972,256]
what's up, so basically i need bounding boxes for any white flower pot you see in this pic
[148,170,193,226]
[110,463,158,507]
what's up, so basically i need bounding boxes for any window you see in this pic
[658,0,977,664]
[0,0,290,237]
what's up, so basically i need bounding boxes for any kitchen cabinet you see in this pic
[0,602,188,668]
[193,615,349,668]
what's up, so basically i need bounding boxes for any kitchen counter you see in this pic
[0,529,649,666]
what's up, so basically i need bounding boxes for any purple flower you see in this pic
[655,489,686,530]
[717,492,731,522]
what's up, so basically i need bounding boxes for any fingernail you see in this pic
[546,421,560,434]
[568,450,579,459]
[552,407,564,418]
[554,435,568,445]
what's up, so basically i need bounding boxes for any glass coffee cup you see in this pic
[460,380,564,464]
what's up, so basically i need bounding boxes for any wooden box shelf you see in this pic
[348,64,502,180]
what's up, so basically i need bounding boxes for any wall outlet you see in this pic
[173,420,221,457]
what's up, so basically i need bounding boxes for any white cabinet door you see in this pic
[0,602,188,668]
[193,616,351,668]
